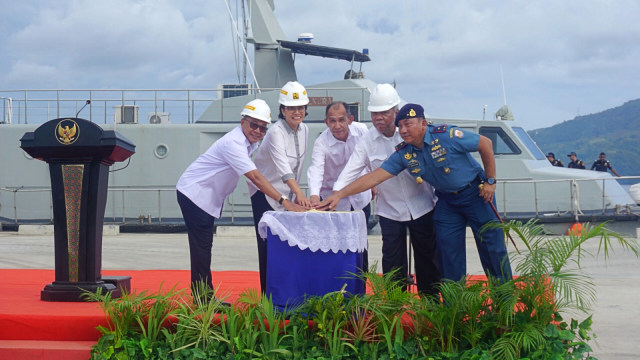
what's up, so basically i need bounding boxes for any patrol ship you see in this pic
[1,0,638,235]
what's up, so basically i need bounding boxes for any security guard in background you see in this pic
[319,103,513,284]
[567,152,585,169]
[591,152,621,176]
[546,152,564,167]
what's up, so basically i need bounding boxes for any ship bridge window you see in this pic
[347,103,360,122]
[479,127,521,155]
[511,126,546,160]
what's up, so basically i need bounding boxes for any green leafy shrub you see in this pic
[88,221,637,360]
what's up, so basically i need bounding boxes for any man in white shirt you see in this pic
[176,99,305,298]
[307,101,372,270]
[333,84,440,295]
[308,101,371,214]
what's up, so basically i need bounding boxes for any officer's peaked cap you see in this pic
[395,103,425,126]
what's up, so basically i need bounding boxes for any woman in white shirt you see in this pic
[248,81,312,292]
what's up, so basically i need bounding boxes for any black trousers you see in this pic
[379,210,440,295]
[250,191,273,292]
[176,190,215,291]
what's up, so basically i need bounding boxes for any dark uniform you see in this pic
[546,152,563,167]
[566,152,585,169]
[591,159,613,172]
[381,114,512,284]
[567,159,585,169]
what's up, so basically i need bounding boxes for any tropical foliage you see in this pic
[86,221,637,359]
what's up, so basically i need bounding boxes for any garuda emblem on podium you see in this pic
[55,119,79,145]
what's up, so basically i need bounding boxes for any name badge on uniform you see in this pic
[431,147,447,159]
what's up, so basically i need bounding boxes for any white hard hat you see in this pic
[279,81,309,106]
[368,83,401,112]
[240,99,271,123]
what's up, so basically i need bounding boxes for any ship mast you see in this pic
[241,0,247,84]
[224,0,260,90]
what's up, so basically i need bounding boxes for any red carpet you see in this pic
[0,269,495,359]
[0,269,260,342]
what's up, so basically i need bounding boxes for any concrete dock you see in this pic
[1,226,639,359]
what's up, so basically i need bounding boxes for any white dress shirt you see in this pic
[334,126,437,222]
[176,126,258,218]
[307,122,371,211]
[248,119,308,211]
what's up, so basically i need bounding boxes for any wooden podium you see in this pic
[20,117,135,301]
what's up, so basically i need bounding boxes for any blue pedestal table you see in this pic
[258,210,367,311]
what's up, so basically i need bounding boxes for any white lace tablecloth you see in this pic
[258,210,367,253]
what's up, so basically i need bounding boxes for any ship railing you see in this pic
[497,176,640,219]
[0,186,53,224]
[0,184,311,225]
[1,97,13,124]
[1,177,638,225]
[0,87,370,125]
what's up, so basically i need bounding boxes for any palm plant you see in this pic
[86,220,637,359]
[168,282,229,354]
[504,220,638,314]
[487,220,638,359]
[83,287,160,343]
[85,284,185,359]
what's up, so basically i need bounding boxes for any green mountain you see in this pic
[528,99,640,180]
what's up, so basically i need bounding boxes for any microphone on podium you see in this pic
[76,100,91,118]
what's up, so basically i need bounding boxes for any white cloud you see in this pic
[1,0,640,128]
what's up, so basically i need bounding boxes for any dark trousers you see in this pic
[434,185,513,284]
[250,191,273,292]
[379,210,440,295]
[177,190,215,291]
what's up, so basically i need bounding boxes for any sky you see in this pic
[1,0,639,129]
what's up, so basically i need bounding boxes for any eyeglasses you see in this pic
[245,119,268,133]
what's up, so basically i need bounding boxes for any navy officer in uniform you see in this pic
[319,103,513,284]
[546,152,564,167]
[591,152,620,176]
[567,152,585,169]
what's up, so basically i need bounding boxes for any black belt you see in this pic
[447,176,482,195]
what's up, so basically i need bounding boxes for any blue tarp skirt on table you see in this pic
[266,228,365,311]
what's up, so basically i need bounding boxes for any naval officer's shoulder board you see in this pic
[430,124,447,134]
[395,141,408,152]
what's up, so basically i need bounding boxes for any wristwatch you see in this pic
[486,177,497,185]
[278,195,288,205]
